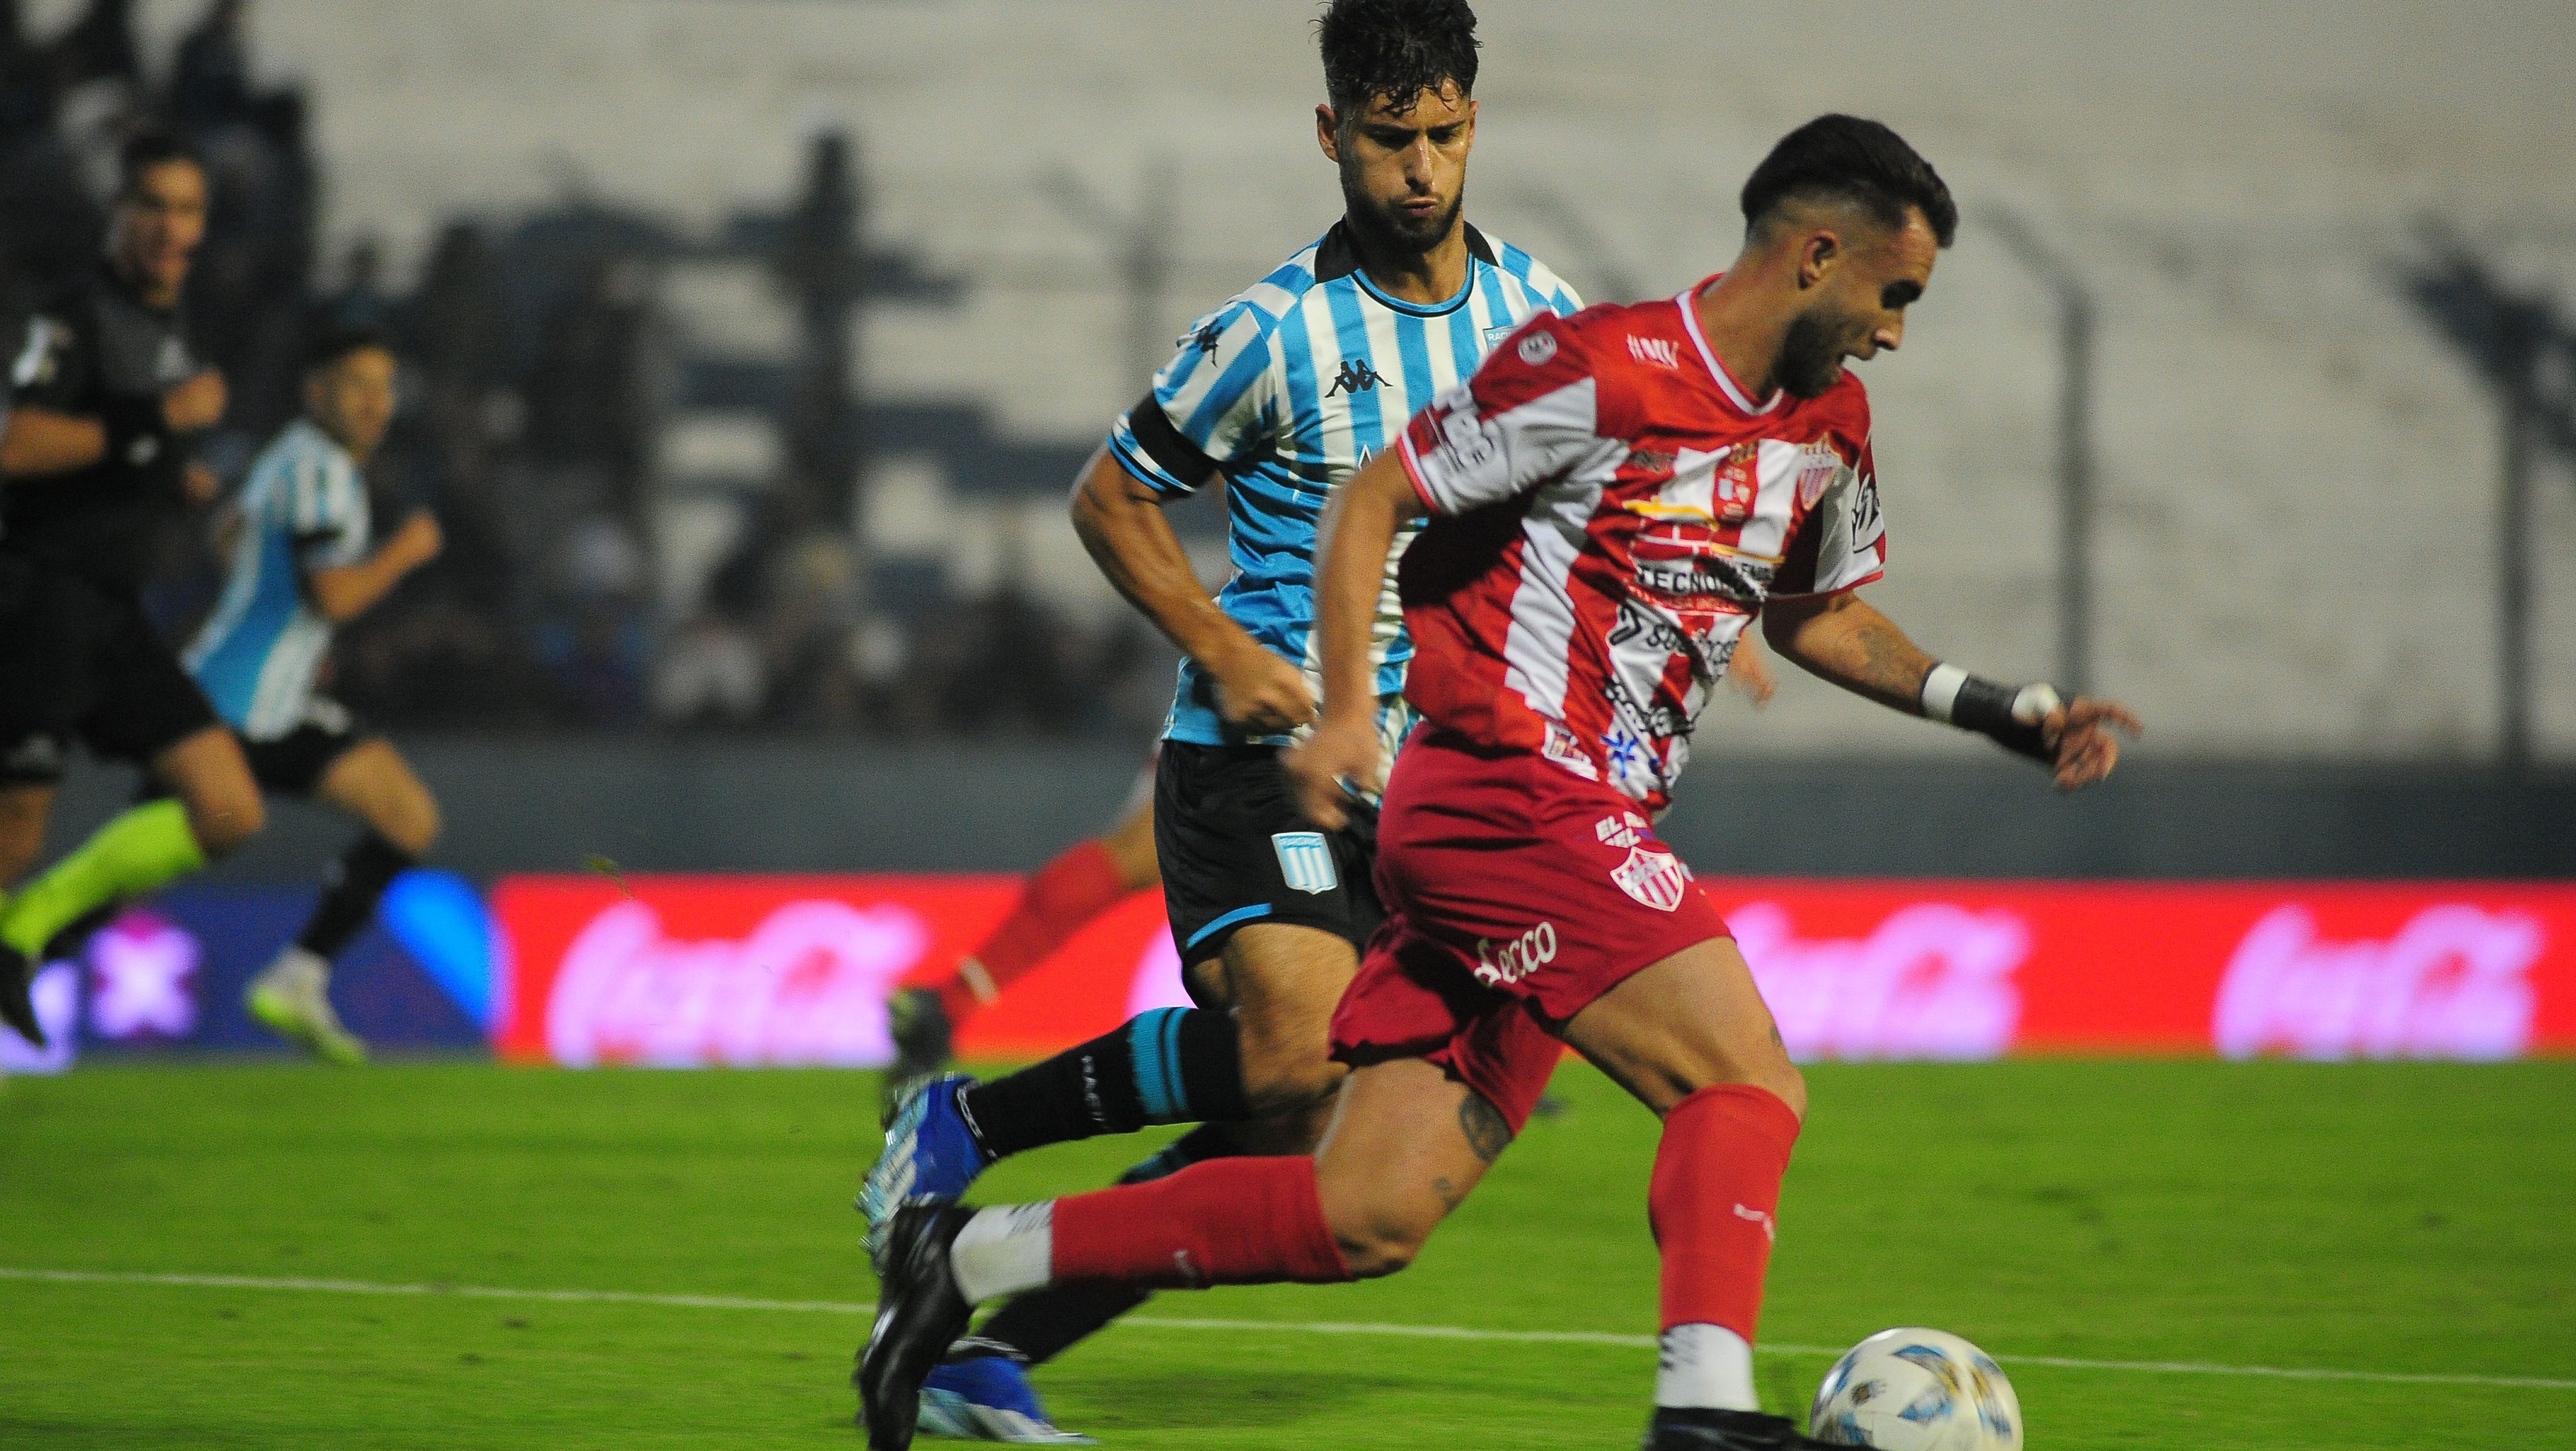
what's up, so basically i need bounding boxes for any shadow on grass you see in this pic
[1040,1365,1413,1431]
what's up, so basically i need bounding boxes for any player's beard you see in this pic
[1776,306,1850,400]
[1344,173,1465,259]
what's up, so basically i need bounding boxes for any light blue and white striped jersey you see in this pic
[183,419,372,740]
[1108,222,1580,757]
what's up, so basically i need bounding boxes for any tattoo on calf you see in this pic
[1457,1093,1513,1165]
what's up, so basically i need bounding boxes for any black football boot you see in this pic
[855,1202,978,1451]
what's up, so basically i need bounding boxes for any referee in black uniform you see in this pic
[0,131,265,1045]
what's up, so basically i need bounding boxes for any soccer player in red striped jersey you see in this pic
[861,115,2140,1451]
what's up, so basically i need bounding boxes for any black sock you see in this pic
[294,833,416,960]
[967,1124,1238,1366]
[959,1007,1252,1161]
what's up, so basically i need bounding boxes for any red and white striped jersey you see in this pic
[1393,278,1888,811]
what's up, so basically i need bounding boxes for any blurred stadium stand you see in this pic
[4,1,2572,874]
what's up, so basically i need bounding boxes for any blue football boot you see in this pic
[859,1073,991,1264]
[918,1350,1096,1444]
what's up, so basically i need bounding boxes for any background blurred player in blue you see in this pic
[185,324,445,1063]
[859,1,1580,1441]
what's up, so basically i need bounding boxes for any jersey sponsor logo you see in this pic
[2212,904,2539,1061]
[1324,358,1387,396]
[1516,329,1559,366]
[1473,921,1559,987]
[1422,389,1501,476]
[1627,335,1680,368]
[1794,441,1841,510]
[1625,447,1675,478]
[1594,811,1649,849]
[1631,546,1769,609]
[1271,831,1339,895]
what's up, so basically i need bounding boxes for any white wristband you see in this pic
[1920,663,1970,723]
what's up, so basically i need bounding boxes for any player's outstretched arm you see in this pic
[1069,445,1312,734]
[1762,591,2140,791]
[1284,449,1421,829]
[0,406,108,478]
[304,512,442,623]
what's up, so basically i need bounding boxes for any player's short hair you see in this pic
[1317,0,1479,122]
[305,321,392,375]
[1741,114,1957,248]
[117,130,204,198]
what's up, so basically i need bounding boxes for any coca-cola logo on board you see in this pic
[2212,904,2540,1061]
[1729,901,2028,1061]
[545,898,932,1067]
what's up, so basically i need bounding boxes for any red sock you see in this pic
[1053,1156,1352,1289]
[1651,1084,1802,1339]
[936,838,1130,1024]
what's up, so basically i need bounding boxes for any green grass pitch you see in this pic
[2,1058,2571,1449]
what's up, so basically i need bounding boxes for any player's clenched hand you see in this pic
[1286,714,1379,832]
[1209,639,1316,735]
[161,370,226,433]
[2041,696,2142,792]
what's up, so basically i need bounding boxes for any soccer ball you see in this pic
[1808,1328,2022,1450]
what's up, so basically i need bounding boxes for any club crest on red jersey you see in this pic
[1611,844,1692,913]
[1794,441,1841,510]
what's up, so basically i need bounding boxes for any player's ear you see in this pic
[1798,229,1842,291]
[1316,103,1343,163]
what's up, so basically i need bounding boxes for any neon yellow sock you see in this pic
[0,800,208,959]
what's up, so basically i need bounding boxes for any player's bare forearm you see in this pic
[1069,446,1260,670]
[1310,450,1418,725]
[307,551,413,623]
[0,407,108,478]
[1760,591,1937,716]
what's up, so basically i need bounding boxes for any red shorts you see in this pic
[1327,729,1733,1134]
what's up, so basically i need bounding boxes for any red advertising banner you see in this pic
[490,875,2576,1067]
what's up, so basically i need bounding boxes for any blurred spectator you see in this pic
[47,0,139,93]
[171,0,252,134]
[528,254,656,525]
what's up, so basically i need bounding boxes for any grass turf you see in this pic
[1,1058,2570,1449]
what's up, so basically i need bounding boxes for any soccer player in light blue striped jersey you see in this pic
[183,326,444,1064]
[858,4,1582,1444]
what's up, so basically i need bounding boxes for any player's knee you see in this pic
[1239,1044,1346,1117]
[1330,1206,1435,1280]
[185,780,264,857]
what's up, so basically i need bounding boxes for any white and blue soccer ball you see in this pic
[1809,1328,2022,1450]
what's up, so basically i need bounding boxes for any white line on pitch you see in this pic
[5,1266,2570,1393]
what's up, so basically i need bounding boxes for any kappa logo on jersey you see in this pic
[1325,358,1386,396]
[1850,470,1885,545]
[1272,832,1339,895]
[1595,811,1649,849]
[1611,843,1692,913]
[1627,335,1680,368]
[1517,329,1559,366]
[1189,319,1224,356]
[1473,921,1559,987]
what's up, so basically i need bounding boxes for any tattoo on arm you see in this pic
[1457,1092,1513,1165]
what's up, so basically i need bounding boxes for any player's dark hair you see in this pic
[1317,0,1479,122]
[305,321,390,374]
[117,130,203,197]
[1741,114,1957,248]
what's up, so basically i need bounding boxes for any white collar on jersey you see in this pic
[1675,278,1784,416]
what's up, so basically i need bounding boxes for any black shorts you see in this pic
[1153,740,1384,966]
[0,558,220,786]
[238,699,368,797]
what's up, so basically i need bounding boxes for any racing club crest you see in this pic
[1610,844,1691,913]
